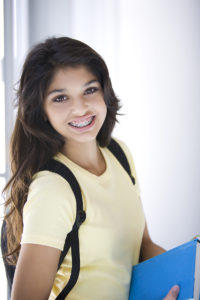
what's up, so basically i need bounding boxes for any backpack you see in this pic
[1,138,135,300]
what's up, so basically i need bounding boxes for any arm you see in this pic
[140,222,180,300]
[140,221,165,262]
[11,244,61,300]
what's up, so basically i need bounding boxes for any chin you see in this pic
[68,134,98,145]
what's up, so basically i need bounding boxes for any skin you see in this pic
[43,65,107,176]
[141,223,180,300]
[11,66,179,300]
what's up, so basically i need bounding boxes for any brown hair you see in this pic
[3,36,120,264]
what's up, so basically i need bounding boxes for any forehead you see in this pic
[48,65,97,88]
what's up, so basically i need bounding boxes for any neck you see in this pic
[61,140,106,176]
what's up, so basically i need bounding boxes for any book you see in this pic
[129,239,200,300]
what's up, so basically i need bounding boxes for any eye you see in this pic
[84,87,99,95]
[53,95,68,103]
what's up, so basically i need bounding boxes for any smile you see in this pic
[69,116,95,128]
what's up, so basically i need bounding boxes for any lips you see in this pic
[69,116,95,128]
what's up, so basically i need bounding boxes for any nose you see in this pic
[71,96,88,115]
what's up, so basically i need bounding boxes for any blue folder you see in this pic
[129,239,200,300]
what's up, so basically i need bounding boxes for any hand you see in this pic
[163,285,179,300]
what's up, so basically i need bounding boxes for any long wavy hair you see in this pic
[3,36,120,264]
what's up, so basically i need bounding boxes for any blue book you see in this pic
[129,239,200,300]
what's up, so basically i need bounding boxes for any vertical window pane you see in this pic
[0,0,5,174]
[0,0,3,60]
[0,1,7,299]
[0,82,5,174]
[0,175,5,214]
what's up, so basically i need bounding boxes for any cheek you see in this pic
[45,106,67,123]
[97,97,107,115]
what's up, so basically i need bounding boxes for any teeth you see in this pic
[70,116,94,128]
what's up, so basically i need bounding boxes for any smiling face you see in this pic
[43,65,107,148]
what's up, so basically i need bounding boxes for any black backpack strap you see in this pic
[2,140,133,299]
[41,159,86,300]
[1,159,85,300]
[107,138,135,185]
[1,220,15,300]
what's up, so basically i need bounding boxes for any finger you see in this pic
[170,285,180,297]
[163,285,180,299]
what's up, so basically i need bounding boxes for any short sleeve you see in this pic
[21,171,76,250]
[113,138,141,197]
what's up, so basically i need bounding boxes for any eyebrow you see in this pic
[47,79,99,96]
[84,79,98,87]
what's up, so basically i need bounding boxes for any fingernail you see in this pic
[171,285,180,297]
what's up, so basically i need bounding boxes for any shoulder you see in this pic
[31,168,72,191]
[22,169,76,250]
[109,137,141,194]
[29,169,74,199]
[110,137,136,172]
[111,137,132,159]
[25,169,76,218]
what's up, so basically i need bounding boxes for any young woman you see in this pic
[3,37,179,300]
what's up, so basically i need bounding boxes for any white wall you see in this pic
[26,0,200,249]
[115,0,200,249]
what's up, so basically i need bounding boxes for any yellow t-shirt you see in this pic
[21,139,145,300]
